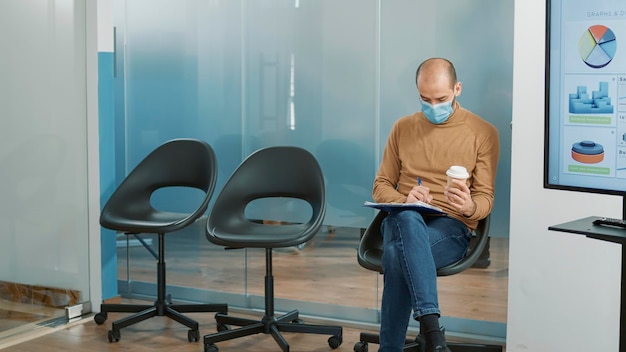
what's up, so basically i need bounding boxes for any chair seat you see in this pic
[208,223,317,248]
[359,249,383,272]
[102,211,199,233]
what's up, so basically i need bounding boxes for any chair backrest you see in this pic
[357,211,491,277]
[206,146,326,248]
[100,138,217,233]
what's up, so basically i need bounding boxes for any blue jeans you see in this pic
[378,210,470,352]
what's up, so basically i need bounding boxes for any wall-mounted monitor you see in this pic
[544,0,626,209]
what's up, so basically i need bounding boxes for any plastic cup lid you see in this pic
[446,165,469,179]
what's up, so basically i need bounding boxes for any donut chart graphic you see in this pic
[578,25,616,69]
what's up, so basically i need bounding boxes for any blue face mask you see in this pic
[420,100,454,124]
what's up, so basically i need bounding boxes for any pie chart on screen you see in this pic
[578,25,616,68]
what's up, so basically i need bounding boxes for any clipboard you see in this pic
[363,201,447,215]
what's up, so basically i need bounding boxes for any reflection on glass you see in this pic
[288,52,296,131]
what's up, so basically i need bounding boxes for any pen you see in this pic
[417,177,422,186]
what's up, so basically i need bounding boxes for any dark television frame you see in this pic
[543,0,626,217]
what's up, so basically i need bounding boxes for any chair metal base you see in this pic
[94,233,228,343]
[203,249,343,352]
[96,301,228,342]
[204,309,343,352]
[354,331,503,352]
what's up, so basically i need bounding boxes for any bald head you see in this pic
[415,58,457,89]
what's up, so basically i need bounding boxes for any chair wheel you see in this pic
[94,312,107,325]
[205,343,219,352]
[291,318,304,324]
[353,341,368,352]
[216,322,230,332]
[188,329,199,342]
[328,335,343,349]
[107,329,120,343]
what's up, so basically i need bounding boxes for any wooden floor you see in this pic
[0,302,63,333]
[0,223,508,351]
[4,308,370,352]
[3,305,506,351]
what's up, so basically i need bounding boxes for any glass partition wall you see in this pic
[0,0,94,344]
[114,0,512,341]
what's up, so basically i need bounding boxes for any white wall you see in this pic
[507,1,622,350]
[87,0,103,311]
[97,0,113,52]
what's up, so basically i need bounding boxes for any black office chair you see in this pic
[354,211,503,352]
[203,146,343,352]
[93,138,228,343]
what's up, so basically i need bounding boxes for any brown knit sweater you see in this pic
[372,101,500,230]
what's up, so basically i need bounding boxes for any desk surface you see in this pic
[549,215,626,245]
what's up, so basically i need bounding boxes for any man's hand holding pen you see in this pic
[407,176,433,204]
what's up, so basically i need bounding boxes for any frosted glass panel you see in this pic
[241,0,377,227]
[116,0,512,335]
[119,0,244,202]
[0,0,90,305]
[118,0,513,232]
[117,0,248,295]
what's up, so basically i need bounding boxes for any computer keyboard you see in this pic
[592,217,626,229]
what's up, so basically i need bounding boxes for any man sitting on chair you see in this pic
[372,57,499,352]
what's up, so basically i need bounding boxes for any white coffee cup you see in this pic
[446,165,469,188]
